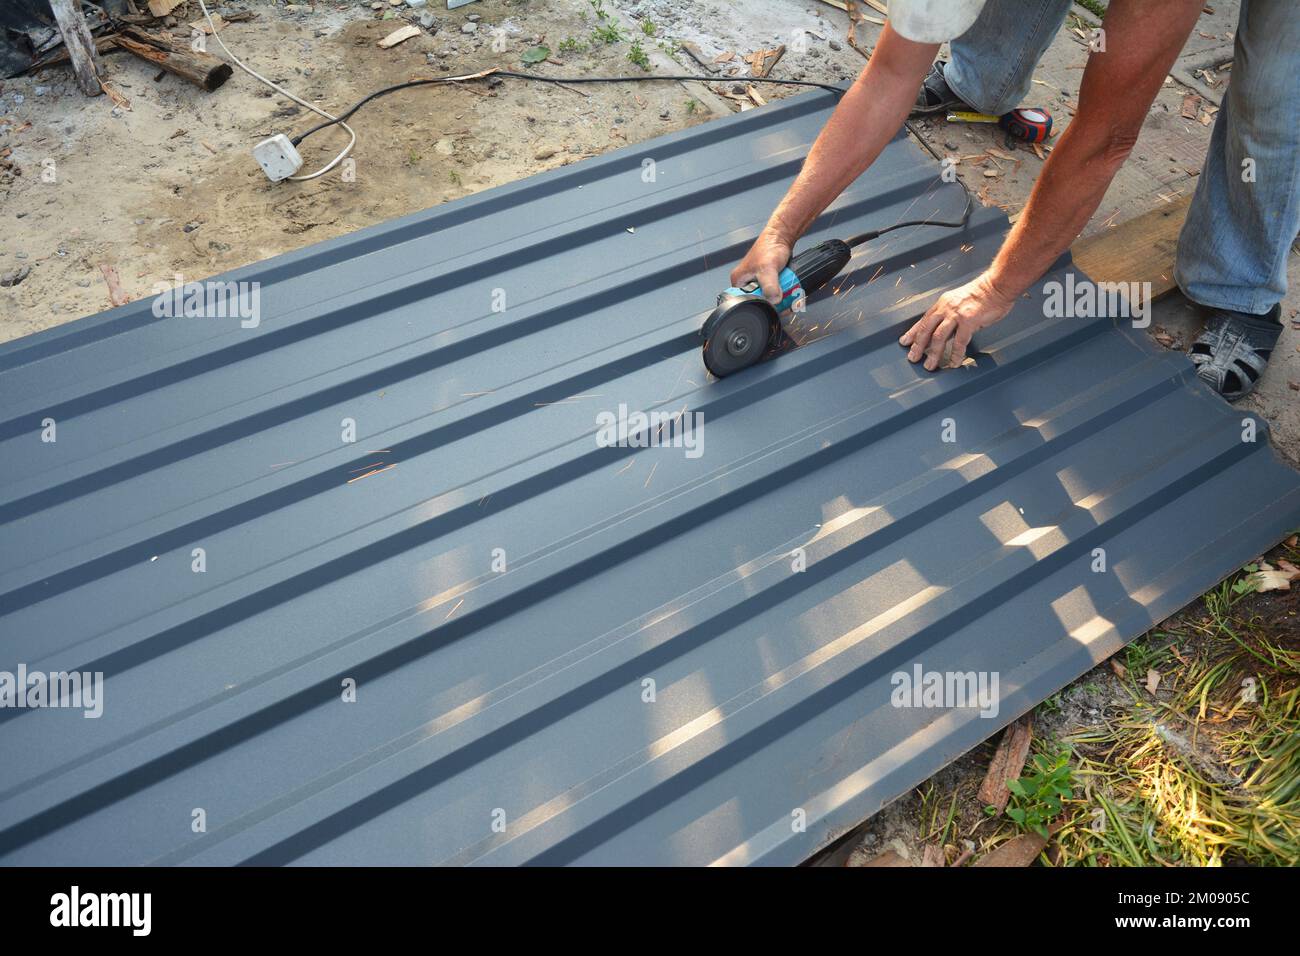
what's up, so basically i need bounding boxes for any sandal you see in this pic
[913,62,970,115]
[1189,305,1282,402]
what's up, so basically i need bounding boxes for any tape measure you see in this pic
[998,107,1052,144]
[946,107,1053,144]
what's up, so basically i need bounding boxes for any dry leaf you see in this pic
[1248,570,1293,593]
[189,13,227,34]
[98,264,130,307]
[1146,669,1161,694]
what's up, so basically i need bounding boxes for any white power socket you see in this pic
[252,133,304,182]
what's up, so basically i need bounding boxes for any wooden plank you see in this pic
[818,0,887,25]
[978,714,1034,813]
[1072,193,1193,300]
[679,41,719,74]
[48,0,103,97]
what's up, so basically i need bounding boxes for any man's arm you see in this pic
[902,0,1205,370]
[730,25,939,304]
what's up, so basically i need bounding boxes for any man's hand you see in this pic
[900,272,1017,370]
[726,25,939,308]
[730,228,792,305]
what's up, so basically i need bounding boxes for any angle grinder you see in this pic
[700,186,974,378]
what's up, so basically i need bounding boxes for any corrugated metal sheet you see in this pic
[2,90,1298,866]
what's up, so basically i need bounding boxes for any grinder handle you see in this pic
[788,239,853,296]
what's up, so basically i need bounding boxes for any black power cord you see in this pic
[290,68,972,239]
[844,181,973,247]
[291,70,844,147]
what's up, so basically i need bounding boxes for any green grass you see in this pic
[1000,749,1075,839]
[590,22,625,45]
[627,40,650,70]
[1047,553,1300,866]
[1076,0,1108,18]
[949,539,1300,867]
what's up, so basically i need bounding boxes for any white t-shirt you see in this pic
[888,0,987,43]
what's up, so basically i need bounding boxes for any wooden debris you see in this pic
[1180,92,1202,120]
[113,28,234,91]
[147,0,183,16]
[713,51,735,63]
[978,715,1033,813]
[379,24,421,48]
[680,41,719,73]
[98,264,130,307]
[745,45,785,78]
[24,33,116,75]
[99,79,131,111]
[746,85,766,107]
[1109,657,1127,679]
[973,832,1047,867]
[49,0,103,97]
[819,0,887,26]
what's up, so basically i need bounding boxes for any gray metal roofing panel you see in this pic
[1,89,1298,866]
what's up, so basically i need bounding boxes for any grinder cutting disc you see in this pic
[701,294,780,378]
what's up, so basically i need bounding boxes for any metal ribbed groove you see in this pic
[1,90,1297,866]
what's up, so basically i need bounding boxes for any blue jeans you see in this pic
[944,0,1300,315]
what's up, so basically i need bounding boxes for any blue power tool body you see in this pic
[701,239,852,377]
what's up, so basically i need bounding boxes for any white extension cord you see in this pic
[195,0,355,180]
